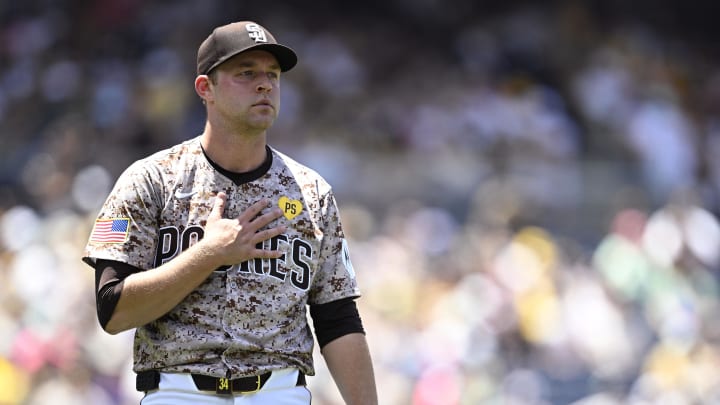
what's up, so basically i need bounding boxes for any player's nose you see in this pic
[255,76,273,93]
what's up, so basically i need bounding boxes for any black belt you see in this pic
[136,370,306,395]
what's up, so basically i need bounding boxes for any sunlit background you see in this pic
[1,1,720,404]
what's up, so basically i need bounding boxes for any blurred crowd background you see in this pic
[1,0,720,404]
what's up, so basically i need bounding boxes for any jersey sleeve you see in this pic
[82,161,163,270]
[308,188,361,305]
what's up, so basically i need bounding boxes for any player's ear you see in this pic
[195,75,213,103]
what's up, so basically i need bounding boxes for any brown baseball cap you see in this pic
[197,21,297,75]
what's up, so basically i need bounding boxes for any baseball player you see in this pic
[83,21,377,404]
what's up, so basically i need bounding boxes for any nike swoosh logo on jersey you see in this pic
[175,190,197,199]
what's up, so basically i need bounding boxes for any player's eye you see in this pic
[234,69,278,83]
[234,70,256,81]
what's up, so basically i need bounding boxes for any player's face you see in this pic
[210,50,282,132]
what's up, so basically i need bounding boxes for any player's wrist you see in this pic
[191,239,228,270]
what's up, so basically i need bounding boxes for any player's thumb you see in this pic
[209,192,227,220]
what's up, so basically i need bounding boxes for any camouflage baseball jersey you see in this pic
[83,136,360,378]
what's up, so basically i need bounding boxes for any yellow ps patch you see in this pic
[279,196,303,220]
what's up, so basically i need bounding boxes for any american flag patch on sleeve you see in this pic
[90,218,130,243]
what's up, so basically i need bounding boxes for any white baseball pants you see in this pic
[140,368,311,405]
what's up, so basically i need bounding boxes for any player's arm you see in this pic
[95,259,140,329]
[308,187,377,403]
[95,239,230,334]
[96,193,286,334]
[310,299,378,405]
[321,333,377,405]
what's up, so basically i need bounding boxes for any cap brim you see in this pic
[252,44,297,72]
[205,43,298,74]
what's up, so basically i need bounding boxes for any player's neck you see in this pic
[200,125,268,173]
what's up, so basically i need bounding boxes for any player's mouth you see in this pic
[252,100,274,109]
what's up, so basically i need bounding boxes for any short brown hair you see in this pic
[207,70,218,85]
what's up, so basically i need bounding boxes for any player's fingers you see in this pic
[248,207,284,231]
[208,192,227,220]
[251,225,288,245]
[251,246,285,259]
[235,199,269,222]
[239,199,281,225]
